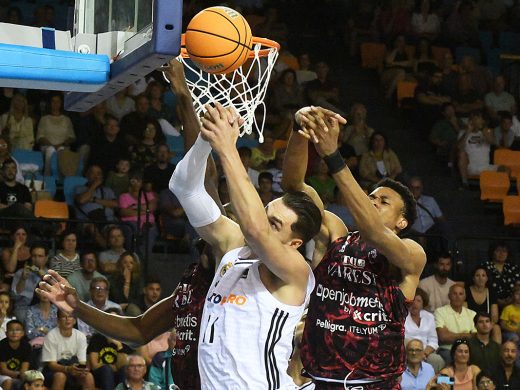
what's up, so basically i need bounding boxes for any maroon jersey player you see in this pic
[286,107,426,389]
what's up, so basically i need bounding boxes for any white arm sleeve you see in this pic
[169,135,222,228]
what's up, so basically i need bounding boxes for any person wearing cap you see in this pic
[23,370,44,390]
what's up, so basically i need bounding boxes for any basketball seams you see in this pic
[185,29,251,55]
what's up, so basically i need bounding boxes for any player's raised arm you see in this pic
[302,107,425,298]
[200,104,320,294]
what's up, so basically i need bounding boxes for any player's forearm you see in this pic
[219,149,268,236]
[282,132,309,192]
[177,94,200,150]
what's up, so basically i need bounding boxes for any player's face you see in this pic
[265,198,302,249]
[368,187,408,233]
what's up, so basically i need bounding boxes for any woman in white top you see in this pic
[0,93,34,150]
[405,287,445,372]
[36,93,75,175]
[411,0,440,41]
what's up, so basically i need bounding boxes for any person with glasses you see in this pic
[77,278,120,339]
[42,310,95,390]
[0,320,31,390]
[476,371,496,389]
[429,339,481,390]
[401,339,436,390]
[493,340,520,390]
[115,355,159,390]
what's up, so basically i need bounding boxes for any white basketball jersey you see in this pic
[198,246,315,390]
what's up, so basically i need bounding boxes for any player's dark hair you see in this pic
[282,191,322,244]
[374,178,417,235]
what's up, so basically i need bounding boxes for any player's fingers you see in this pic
[48,269,68,285]
[214,102,228,121]
[38,281,53,292]
[297,130,311,140]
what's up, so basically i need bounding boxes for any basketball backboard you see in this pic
[0,0,182,112]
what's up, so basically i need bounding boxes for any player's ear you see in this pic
[289,238,303,249]
[396,216,408,232]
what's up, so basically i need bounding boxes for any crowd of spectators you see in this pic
[0,0,520,388]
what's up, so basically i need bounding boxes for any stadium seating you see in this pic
[360,42,386,69]
[63,176,87,205]
[503,196,520,225]
[480,171,510,202]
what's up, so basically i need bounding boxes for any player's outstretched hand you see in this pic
[313,116,341,157]
[36,269,79,315]
[200,103,242,154]
[295,106,346,143]
[160,58,189,95]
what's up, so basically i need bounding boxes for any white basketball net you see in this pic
[176,42,279,143]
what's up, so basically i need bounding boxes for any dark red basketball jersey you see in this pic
[171,262,212,390]
[300,232,410,384]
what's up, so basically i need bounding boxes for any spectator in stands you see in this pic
[74,164,118,222]
[78,278,121,338]
[435,284,477,363]
[444,1,480,48]
[0,159,33,219]
[134,276,161,313]
[118,170,158,253]
[137,332,169,367]
[67,251,106,302]
[250,131,276,170]
[143,144,175,193]
[381,35,414,100]
[485,76,516,126]
[98,227,137,276]
[466,267,501,343]
[342,103,374,156]
[0,319,31,389]
[414,38,439,79]
[415,69,452,131]
[115,355,159,390]
[106,88,135,121]
[439,51,459,98]
[36,93,75,176]
[89,114,129,174]
[304,61,344,115]
[493,340,520,389]
[481,241,520,308]
[266,148,285,193]
[11,244,48,320]
[307,159,336,203]
[25,290,58,351]
[257,171,279,206]
[108,252,142,316]
[0,93,34,150]
[375,0,412,43]
[120,94,152,147]
[238,146,260,188]
[0,87,13,115]
[42,310,95,390]
[359,132,403,188]
[468,312,501,375]
[411,0,440,42]
[129,119,161,170]
[477,0,506,31]
[146,81,172,124]
[500,285,520,342]
[493,111,515,148]
[0,292,15,341]
[270,69,303,129]
[475,371,496,390]
[147,329,177,390]
[105,157,131,198]
[419,252,456,312]
[405,287,445,372]
[295,53,317,85]
[434,339,481,389]
[453,73,485,118]
[74,102,106,168]
[459,56,492,99]
[0,136,23,184]
[430,102,464,166]
[458,111,498,186]
[158,187,190,241]
[50,232,80,280]
[2,226,31,282]
[401,339,436,390]
[22,370,45,390]
[87,308,129,390]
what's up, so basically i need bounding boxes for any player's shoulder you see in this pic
[323,210,348,241]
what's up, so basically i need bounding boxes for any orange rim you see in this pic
[180,34,280,58]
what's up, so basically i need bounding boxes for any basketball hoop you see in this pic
[174,34,280,143]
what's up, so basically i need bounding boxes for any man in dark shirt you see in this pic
[89,114,129,174]
[143,144,175,193]
[0,320,31,389]
[493,340,520,390]
[468,312,500,374]
[0,158,33,220]
[119,94,152,147]
[132,276,162,313]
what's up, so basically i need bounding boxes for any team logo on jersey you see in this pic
[207,292,247,306]
[342,255,365,268]
[220,262,233,276]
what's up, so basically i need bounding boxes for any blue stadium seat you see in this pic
[170,153,185,165]
[11,149,44,174]
[166,135,184,153]
[43,176,58,198]
[50,151,59,177]
[63,176,87,206]
[236,137,259,150]
[455,46,481,64]
[499,32,520,53]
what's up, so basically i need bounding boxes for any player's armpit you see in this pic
[194,215,245,261]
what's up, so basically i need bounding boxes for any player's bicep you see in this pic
[195,215,245,256]
[324,210,348,242]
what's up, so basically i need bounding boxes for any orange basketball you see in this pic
[185,6,252,74]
